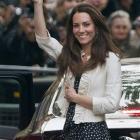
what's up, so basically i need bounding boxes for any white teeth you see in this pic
[79,36,87,39]
[79,35,87,37]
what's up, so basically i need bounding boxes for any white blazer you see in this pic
[35,34,122,124]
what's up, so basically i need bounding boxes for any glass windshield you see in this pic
[107,64,140,118]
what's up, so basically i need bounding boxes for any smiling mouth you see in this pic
[79,35,88,39]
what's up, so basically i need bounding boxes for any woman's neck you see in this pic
[81,46,91,56]
[81,46,91,63]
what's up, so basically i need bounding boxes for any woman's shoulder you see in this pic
[107,52,120,62]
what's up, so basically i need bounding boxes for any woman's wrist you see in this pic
[33,0,43,5]
[73,94,79,103]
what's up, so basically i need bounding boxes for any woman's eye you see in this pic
[84,23,90,27]
[73,24,79,28]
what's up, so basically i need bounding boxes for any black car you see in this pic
[0,65,57,140]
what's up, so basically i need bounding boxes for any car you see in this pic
[12,58,140,140]
[0,65,57,140]
[0,58,140,140]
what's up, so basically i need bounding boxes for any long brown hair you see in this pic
[57,3,121,77]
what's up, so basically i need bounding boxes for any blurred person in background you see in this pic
[55,0,84,22]
[0,0,33,16]
[0,0,57,67]
[130,16,140,49]
[85,0,117,18]
[0,0,33,42]
[55,19,67,45]
[1,13,46,66]
[107,10,140,58]
[115,0,140,21]
[43,0,58,10]
[0,1,7,38]
[0,1,7,63]
[0,1,7,29]
[16,0,34,15]
[0,1,19,64]
[5,0,33,11]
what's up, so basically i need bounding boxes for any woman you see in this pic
[107,10,139,58]
[33,0,122,139]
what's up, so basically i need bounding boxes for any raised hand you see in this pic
[32,0,43,4]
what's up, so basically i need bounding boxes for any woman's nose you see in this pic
[79,25,85,32]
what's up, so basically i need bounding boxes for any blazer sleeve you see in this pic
[35,32,63,61]
[92,52,122,114]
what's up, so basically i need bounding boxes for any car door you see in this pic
[0,65,57,140]
[0,69,35,139]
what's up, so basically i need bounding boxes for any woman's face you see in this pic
[111,17,130,41]
[72,12,96,48]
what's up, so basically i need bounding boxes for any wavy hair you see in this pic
[57,3,121,77]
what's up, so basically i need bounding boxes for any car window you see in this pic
[120,64,140,117]
[0,78,21,127]
[107,63,140,118]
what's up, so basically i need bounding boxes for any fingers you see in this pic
[64,85,76,103]
[64,84,70,100]
[65,85,69,91]
[65,85,70,97]
[65,82,70,89]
